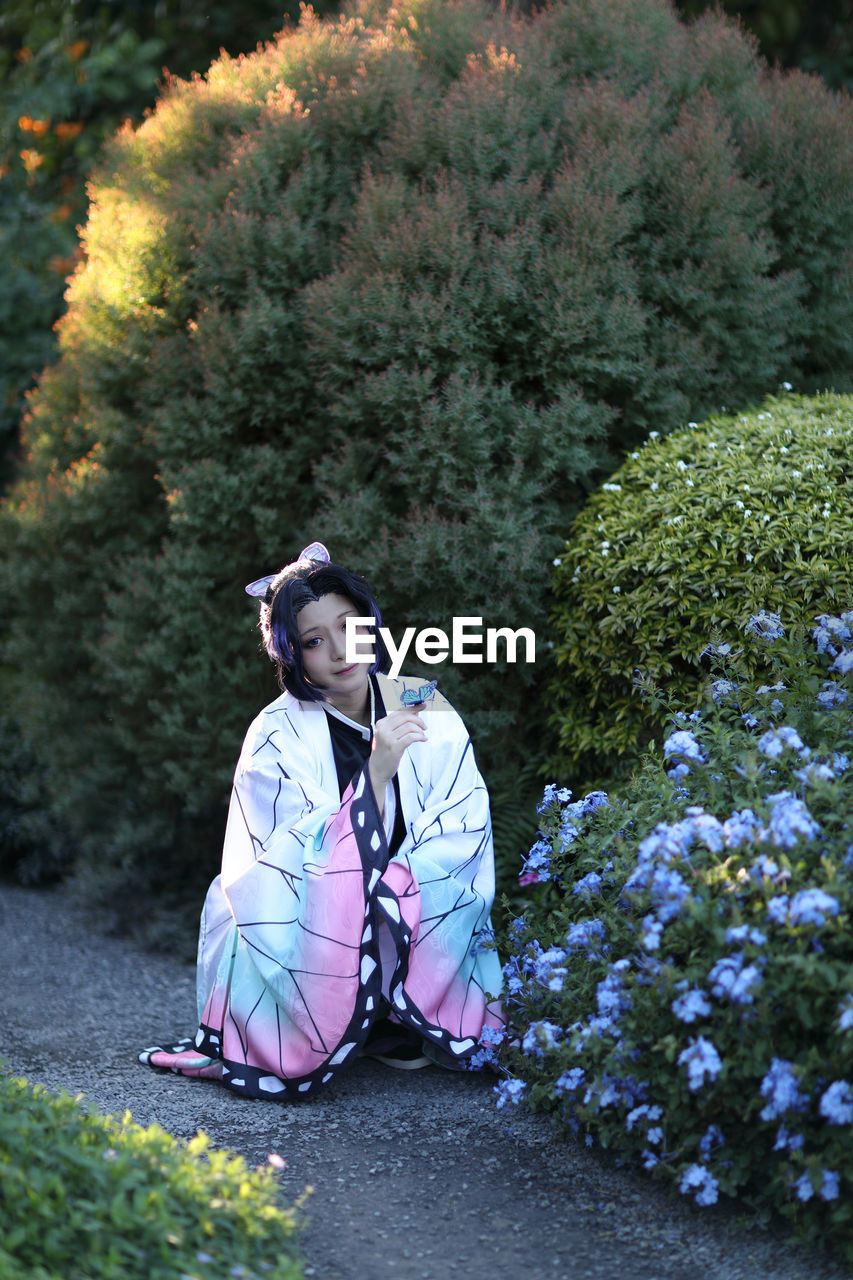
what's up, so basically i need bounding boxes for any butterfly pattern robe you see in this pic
[139,674,504,1098]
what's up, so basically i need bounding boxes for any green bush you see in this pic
[494,611,853,1264]
[0,1069,304,1280]
[0,0,340,490]
[0,714,72,883]
[2,0,852,925]
[549,391,853,784]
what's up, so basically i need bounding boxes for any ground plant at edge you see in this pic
[0,1070,304,1280]
[483,611,853,1263]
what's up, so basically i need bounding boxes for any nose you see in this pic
[330,634,346,663]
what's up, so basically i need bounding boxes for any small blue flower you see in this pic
[787,888,840,928]
[677,1036,722,1092]
[817,681,848,708]
[532,945,569,992]
[751,853,780,881]
[650,866,691,922]
[745,611,784,642]
[494,1078,527,1109]
[708,953,762,1005]
[723,809,762,850]
[626,1103,663,1131]
[554,1067,585,1096]
[520,837,552,884]
[820,1170,841,1201]
[573,871,603,898]
[757,726,807,759]
[566,919,607,952]
[672,988,711,1024]
[759,1058,808,1121]
[699,1124,724,1158]
[596,968,631,1019]
[521,1020,562,1058]
[558,820,579,851]
[700,641,732,659]
[470,925,496,957]
[711,679,737,704]
[773,1125,804,1152]
[818,1081,853,1125]
[507,916,528,943]
[663,730,706,765]
[725,925,766,947]
[536,784,560,814]
[838,994,853,1032]
[812,612,852,657]
[679,1163,719,1206]
[687,809,725,854]
[580,790,609,814]
[762,792,820,849]
[640,915,664,951]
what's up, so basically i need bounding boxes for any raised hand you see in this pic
[368,708,427,807]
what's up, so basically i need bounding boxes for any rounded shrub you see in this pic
[0,1069,304,1280]
[490,611,853,1264]
[549,391,853,783]
[2,0,852,923]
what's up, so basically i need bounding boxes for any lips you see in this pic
[334,664,358,676]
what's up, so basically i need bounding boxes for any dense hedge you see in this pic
[2,0,852,926]
[0,1069,303,1280]
[549,392,853,785]
[493,611,853,1263]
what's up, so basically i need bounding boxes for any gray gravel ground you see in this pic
[1,882,849,1280]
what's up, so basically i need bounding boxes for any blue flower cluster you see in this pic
[520,788,609,885]
[500,609,853,1226]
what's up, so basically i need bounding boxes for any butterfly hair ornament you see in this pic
[244,542,331,600]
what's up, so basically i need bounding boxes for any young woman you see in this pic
[140,543,503,1099]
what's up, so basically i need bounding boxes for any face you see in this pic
[297,592,372,715]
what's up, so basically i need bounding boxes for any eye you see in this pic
[303,636,322,649]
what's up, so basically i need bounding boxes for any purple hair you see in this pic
[258,558,389,700]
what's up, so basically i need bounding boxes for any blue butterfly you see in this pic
[401,680,438,706]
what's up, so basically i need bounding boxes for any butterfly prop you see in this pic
[401,680,438,706]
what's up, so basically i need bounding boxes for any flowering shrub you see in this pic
[494,611,853,1262]
[549,392,853,783]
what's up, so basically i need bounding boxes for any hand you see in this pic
[368,708,427,803]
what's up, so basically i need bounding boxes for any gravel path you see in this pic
[1,882,849,1280]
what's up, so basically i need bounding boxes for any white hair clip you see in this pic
[244,542,331,598]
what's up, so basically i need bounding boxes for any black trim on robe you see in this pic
[324,675,407,856]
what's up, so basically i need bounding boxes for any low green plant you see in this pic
[489,609,853,1263]
[549,391,853,784]
[0,1070,304,1280]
